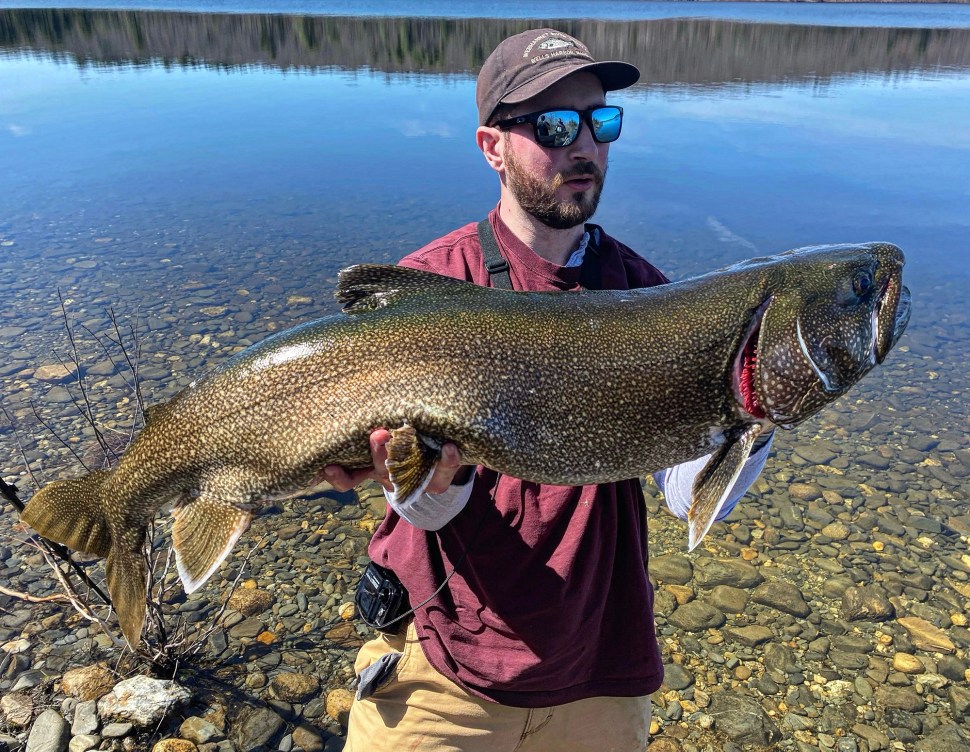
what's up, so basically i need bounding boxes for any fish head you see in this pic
[734,242,911,429]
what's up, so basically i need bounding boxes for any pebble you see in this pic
[68,734,101,752]
[60,663,116,701]
[232,706,284,749]
[707,585,749,614]
[325,689,354,727]
[32,363,78,384]
[663,663,694,691]
[693,559,763,589]
[893,652,925,674]
[709,691,782,746]
[651,554,693,585]
[842,586,896,622]
[270,672,320,703]
[179,716,221,744]
[25,708,69,752]
[1,691,33,726]
[667,601,725,632]
[70,699,99,735]
[750,580,811,618]
[898,617,956,654]
[723,625,773,647]
[152,741,198,752]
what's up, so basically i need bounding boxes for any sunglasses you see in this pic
[493,106,624,148]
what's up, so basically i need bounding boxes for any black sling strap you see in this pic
[579,225,602,291]
[477,219,602,291]
[477,219,512,290]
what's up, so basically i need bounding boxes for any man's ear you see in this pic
[476,126,504,173]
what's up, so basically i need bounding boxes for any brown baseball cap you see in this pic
[476,28,640,126]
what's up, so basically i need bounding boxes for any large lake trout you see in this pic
[22,242,911,646]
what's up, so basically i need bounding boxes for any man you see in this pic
[326,29,772,751]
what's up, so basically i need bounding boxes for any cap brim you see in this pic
[500,60,640,106]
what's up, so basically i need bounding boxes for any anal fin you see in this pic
[687,424,762,551]
[384,425,440,506]
[172,491,253,593]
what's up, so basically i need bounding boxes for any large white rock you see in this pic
[97,676,191,727]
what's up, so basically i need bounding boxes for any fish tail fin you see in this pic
[22,470,149,647]
[172,491,253,594]
[21,470,113,557]
[105,546,148,648]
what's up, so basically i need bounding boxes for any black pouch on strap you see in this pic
[355,562,409,634]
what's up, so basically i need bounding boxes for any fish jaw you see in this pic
[732,296,771,421]
[875,273,911,364]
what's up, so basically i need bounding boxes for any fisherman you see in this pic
[326,28,774,751]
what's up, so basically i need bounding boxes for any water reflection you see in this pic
[3,8,970,88]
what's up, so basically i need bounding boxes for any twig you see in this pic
[28,400,91,474]
[0,402,41,492]
[107,307,146,421]
[77,321,139,405]
[56,291,113,464]
[36,542,126,650]
[183,533,268,661]
[0,476,112,606]
[0,584,70,603]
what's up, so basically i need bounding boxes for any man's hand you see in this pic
[324,428,472,495]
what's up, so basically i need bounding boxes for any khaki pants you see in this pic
[344,622,652,752]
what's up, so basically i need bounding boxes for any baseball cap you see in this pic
[476,28,640,126]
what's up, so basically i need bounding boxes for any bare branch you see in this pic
[182,533,268,661]
[55,292,114,464]
[77,321,139,403]
[1,403,43,493]
[108,307,146,421]
[29,400,91,474]
[0,584,71,603]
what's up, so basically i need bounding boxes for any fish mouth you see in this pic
[874,274,911,363]
[733,297,770,420]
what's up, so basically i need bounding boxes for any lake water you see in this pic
[0,3,969,746]
[2,4,969,456]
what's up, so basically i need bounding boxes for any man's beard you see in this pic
[504,141,606,230]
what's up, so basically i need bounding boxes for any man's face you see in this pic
[500,72,610,230]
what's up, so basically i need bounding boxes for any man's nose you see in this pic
[568,118,599,159]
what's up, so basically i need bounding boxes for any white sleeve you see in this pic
[653,434,773,522]
[383,474,475,531]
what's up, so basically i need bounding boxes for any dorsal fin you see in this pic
[336,264,475,313]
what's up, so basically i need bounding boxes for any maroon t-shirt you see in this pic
[367,208,669,707]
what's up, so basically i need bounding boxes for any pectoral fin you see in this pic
[384,425,440,506]
[687,424,762,551]
[172,492,253,593]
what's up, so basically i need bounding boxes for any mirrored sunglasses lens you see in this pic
[591,107,622,143]
[535,111,582,147]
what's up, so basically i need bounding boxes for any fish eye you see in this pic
[852,271,873,297]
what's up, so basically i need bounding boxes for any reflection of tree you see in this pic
[1,8,970,88]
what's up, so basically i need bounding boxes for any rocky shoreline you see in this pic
[1,433,968,752]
